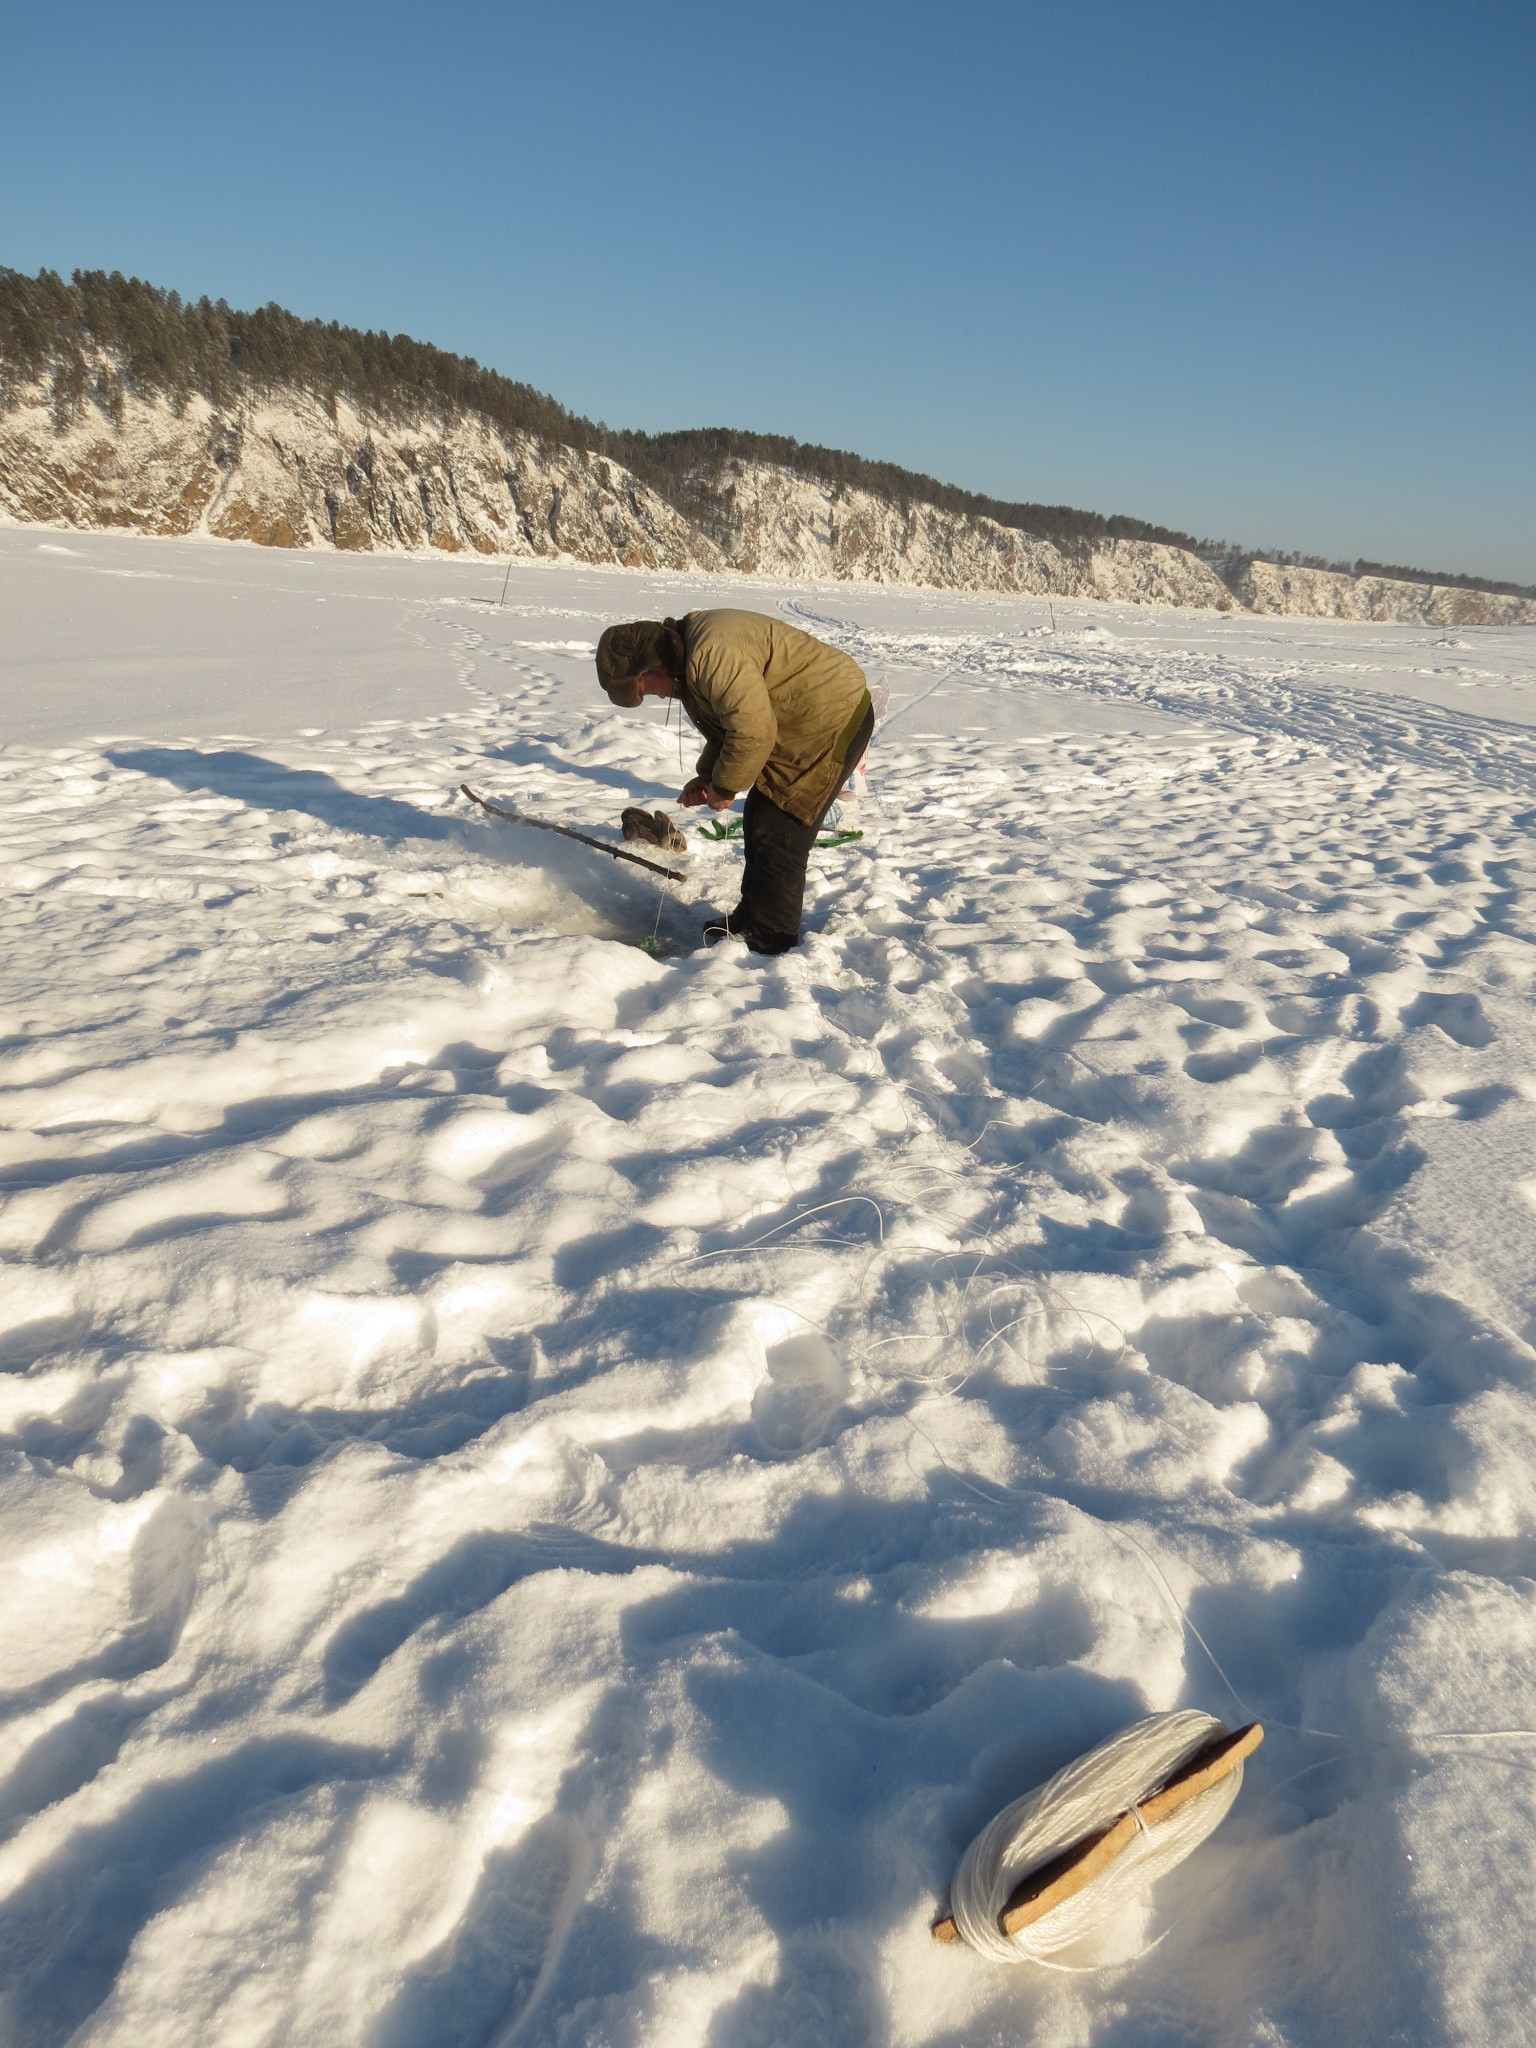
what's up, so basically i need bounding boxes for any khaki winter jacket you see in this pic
[679,610,870,825]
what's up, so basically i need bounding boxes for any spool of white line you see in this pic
[945,1710,1253,1963]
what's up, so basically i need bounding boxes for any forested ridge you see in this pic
[4,266,1530,602]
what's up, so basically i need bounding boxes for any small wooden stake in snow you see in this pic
[459,783,687,882]
[930,1721,1263,1945]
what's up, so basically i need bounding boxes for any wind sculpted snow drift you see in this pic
[2,531,1535,2046]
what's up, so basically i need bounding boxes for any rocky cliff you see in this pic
[1237,556,1535,628]
[3,373,1531,625]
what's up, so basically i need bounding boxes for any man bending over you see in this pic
[596,610,873,955]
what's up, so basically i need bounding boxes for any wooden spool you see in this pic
[931,1721,1264,1945]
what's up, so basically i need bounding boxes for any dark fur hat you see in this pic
[595,619,683,706]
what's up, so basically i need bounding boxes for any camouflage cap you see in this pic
[595,620,679,707]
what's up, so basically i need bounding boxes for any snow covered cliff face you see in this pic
[1240,557,1536,628]
[674,461,1239,610]
[0,380,721,573]
[2,373,1531,624]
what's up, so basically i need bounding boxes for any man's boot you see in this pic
[702,907,798,953]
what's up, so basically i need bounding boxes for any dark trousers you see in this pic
[737,706,873,938]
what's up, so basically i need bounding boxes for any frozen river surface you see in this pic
[2,528,1535,2047]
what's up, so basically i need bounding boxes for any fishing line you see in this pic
[674,1194,887,1267]
[949,1711,1246,1963]
[647,869,668,953]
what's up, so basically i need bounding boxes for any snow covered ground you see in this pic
[3,527,1535,2048]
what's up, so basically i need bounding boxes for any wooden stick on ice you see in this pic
[460,782,687,881]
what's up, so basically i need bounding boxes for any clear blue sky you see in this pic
[4,0,1533,581]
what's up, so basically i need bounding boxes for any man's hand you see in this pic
[680,777,735,812]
